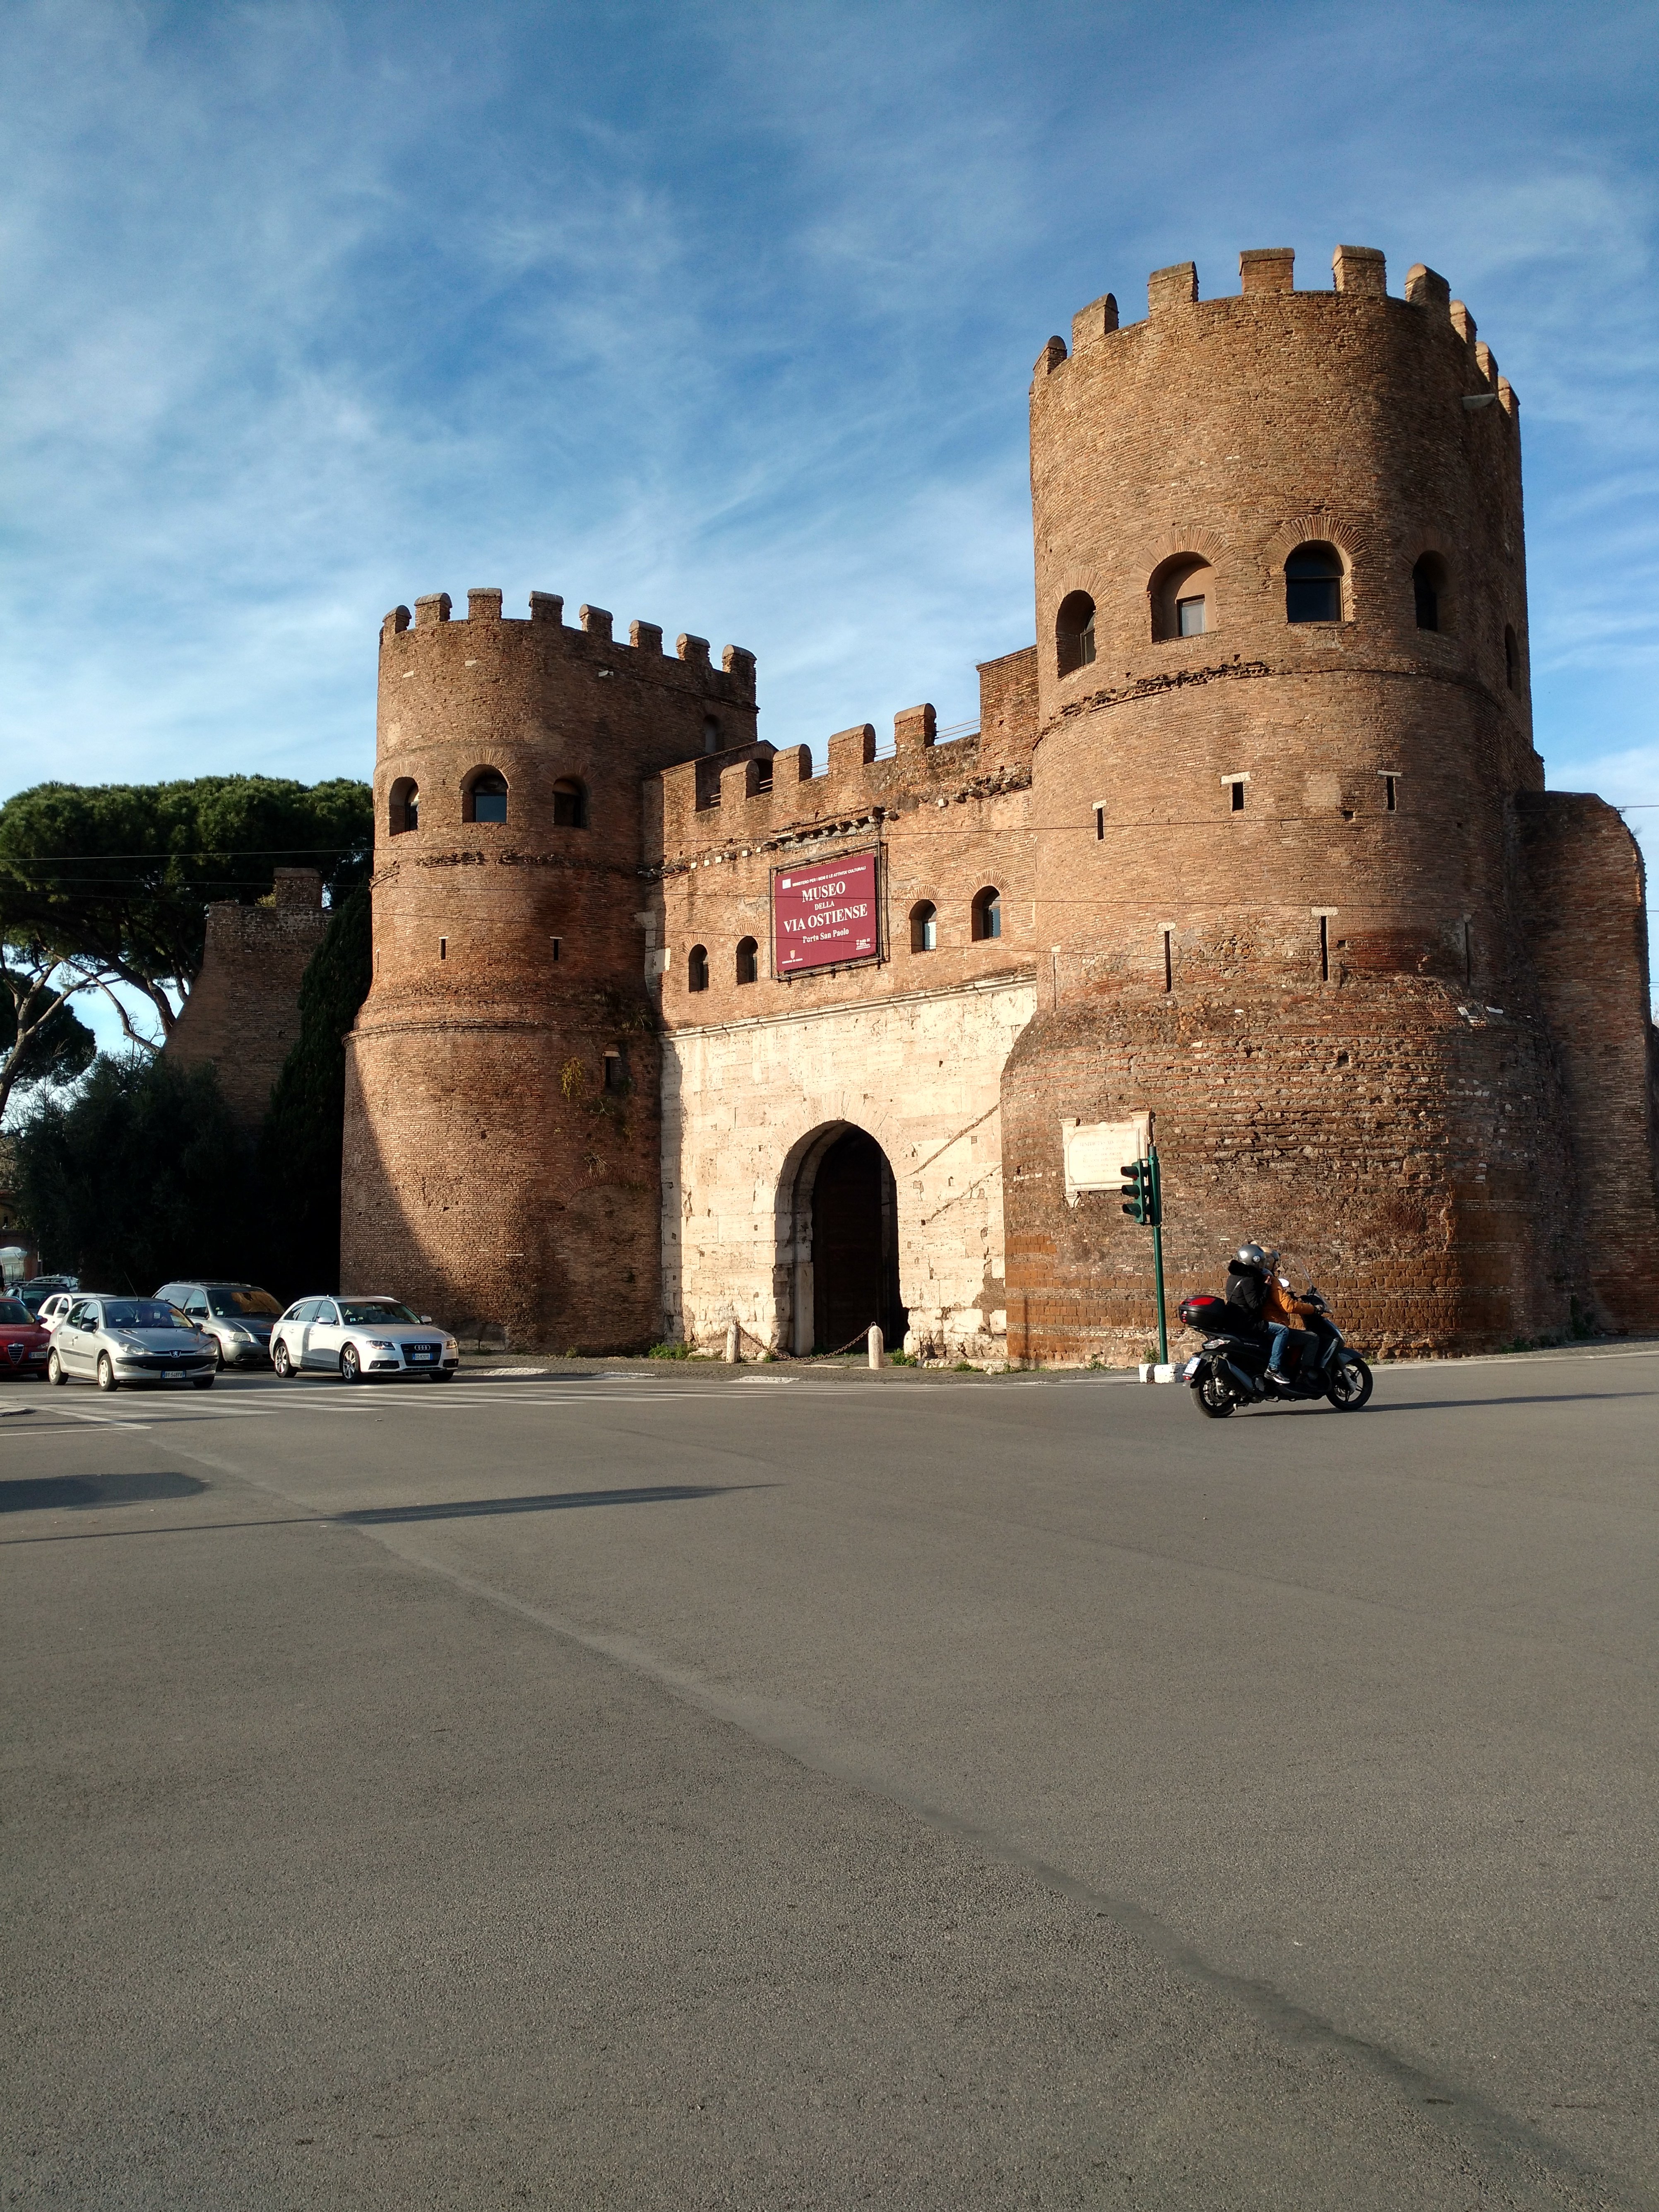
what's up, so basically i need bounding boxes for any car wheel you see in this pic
[273,1341,294,1380]
[46,1351,66,1387]
[432,1369,455,1382]
[96,1353,119,1393]
[192,1375,215,1390]
[340,1344,361,1385]
[214,1337,226,1370]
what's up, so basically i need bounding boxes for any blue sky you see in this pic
[3,0,1657,1010]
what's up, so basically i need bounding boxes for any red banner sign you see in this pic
[772,851,880,975]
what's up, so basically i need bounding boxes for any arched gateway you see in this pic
[783,1123,907,1355]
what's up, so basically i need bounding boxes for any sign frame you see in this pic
[770,848,885,980]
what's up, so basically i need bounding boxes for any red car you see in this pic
[0,1296,51,1380]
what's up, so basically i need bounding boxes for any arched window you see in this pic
[736,937,758,986]
[1284,543,1344,624]
[1504,624,1520,693]
[909,899,937,953]
[1056,591,1096,675]
[971,887,1001,942]
[553,778,587,828]
[1412,553,1448,632]
[464,767,509,824]
[703,715,721,755]
[389,777,419,835]
[1150,555,1214,641]
[687,944,709,992]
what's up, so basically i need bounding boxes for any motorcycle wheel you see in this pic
[1192,1368,1236,1419]
[1326,1354,1374,1411]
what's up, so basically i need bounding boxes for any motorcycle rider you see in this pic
[1224,1242,1312,1392]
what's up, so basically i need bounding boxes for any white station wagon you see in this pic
[271,1296,460,1384]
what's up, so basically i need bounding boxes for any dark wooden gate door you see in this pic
[811,1128,906,1352]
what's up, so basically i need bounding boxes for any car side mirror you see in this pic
[420,1315,433,1324]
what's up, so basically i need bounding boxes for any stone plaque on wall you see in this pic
[1061,1115,1149,1207]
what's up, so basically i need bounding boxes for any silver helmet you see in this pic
[1235,1243,1267,1269]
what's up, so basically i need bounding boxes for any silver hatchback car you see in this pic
[48,1296,218,1392]
[271,1296,460,1383]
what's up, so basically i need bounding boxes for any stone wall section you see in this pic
[165,869,327,1128]
[664,977,1035,1358]
[1517,791,1659,1329]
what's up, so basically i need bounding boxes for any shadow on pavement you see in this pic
[0,1471,208,1513]
[336,1483,767,1526]
[1371,1390,1654,1413]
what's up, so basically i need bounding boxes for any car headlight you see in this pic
[112,1335,144,1354]
[365,1337,397,1351]
[444,1338,458,1353]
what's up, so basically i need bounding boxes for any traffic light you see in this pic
[1120,1154,1163,1228]
[1120,1158,1151,1224]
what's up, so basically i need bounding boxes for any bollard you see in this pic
[724,1323,740,1364]
[902,1327,919,1360]
[867,1324,885,1369]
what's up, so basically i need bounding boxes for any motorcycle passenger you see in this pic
[1261,1254,1318,1388]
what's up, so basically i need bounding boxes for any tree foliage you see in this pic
[0,776,372,1043]
[14,1054,253,1293]
[259,883,373,1295]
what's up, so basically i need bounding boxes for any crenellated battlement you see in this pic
[379,588,757,703]
[1039,243,1519,414]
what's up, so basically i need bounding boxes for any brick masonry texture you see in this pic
[320,246,1658,1356]
[165,869,327,1128]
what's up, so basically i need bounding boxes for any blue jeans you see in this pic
[1266,1323,1291,1373]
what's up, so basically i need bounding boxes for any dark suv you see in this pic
[154,1281,284,1368]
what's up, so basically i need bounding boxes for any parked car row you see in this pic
[2,1277,460,1392]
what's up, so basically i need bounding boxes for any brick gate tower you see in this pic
[340,591,755,1349]
[1002,245,1659,1356]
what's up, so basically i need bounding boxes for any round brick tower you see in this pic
[341,588,755,1350]
[1003,245,1575,1357]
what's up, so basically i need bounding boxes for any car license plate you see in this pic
[410,1348,436,1363]
[1183,1356,1201,1378]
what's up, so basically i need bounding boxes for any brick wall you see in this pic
[1517,791,1659,1329]
[165,870,327,1128]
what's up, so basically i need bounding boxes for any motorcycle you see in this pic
[1176,1283,1373,1417]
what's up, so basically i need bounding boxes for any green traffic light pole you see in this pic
[1148,1118,1168,1367]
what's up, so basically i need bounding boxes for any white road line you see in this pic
[31,1404,154,1430]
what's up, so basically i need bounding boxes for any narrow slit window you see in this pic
[603,1051,626,1094]
[1094,804,1105,841]
[439,937,447,961]
[1162,930,1173,992]
[1230,780,1245,813]
[1319,915,1330,983]
[1385,775,1397,813]
[550,936,561,962]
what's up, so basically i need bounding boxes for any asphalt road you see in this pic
[2,1346,1656,2210]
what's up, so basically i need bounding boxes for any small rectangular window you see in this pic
[550,936,561,962]
[439,937,447,961]
[603,1052,625,1094]
[1230,781,1245,813]
[1319,914,1330,983]
[1177,596,1206,637]
[1162,929,1173,992]
[1385,776,1397,813]
[1094,804,1105,841]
